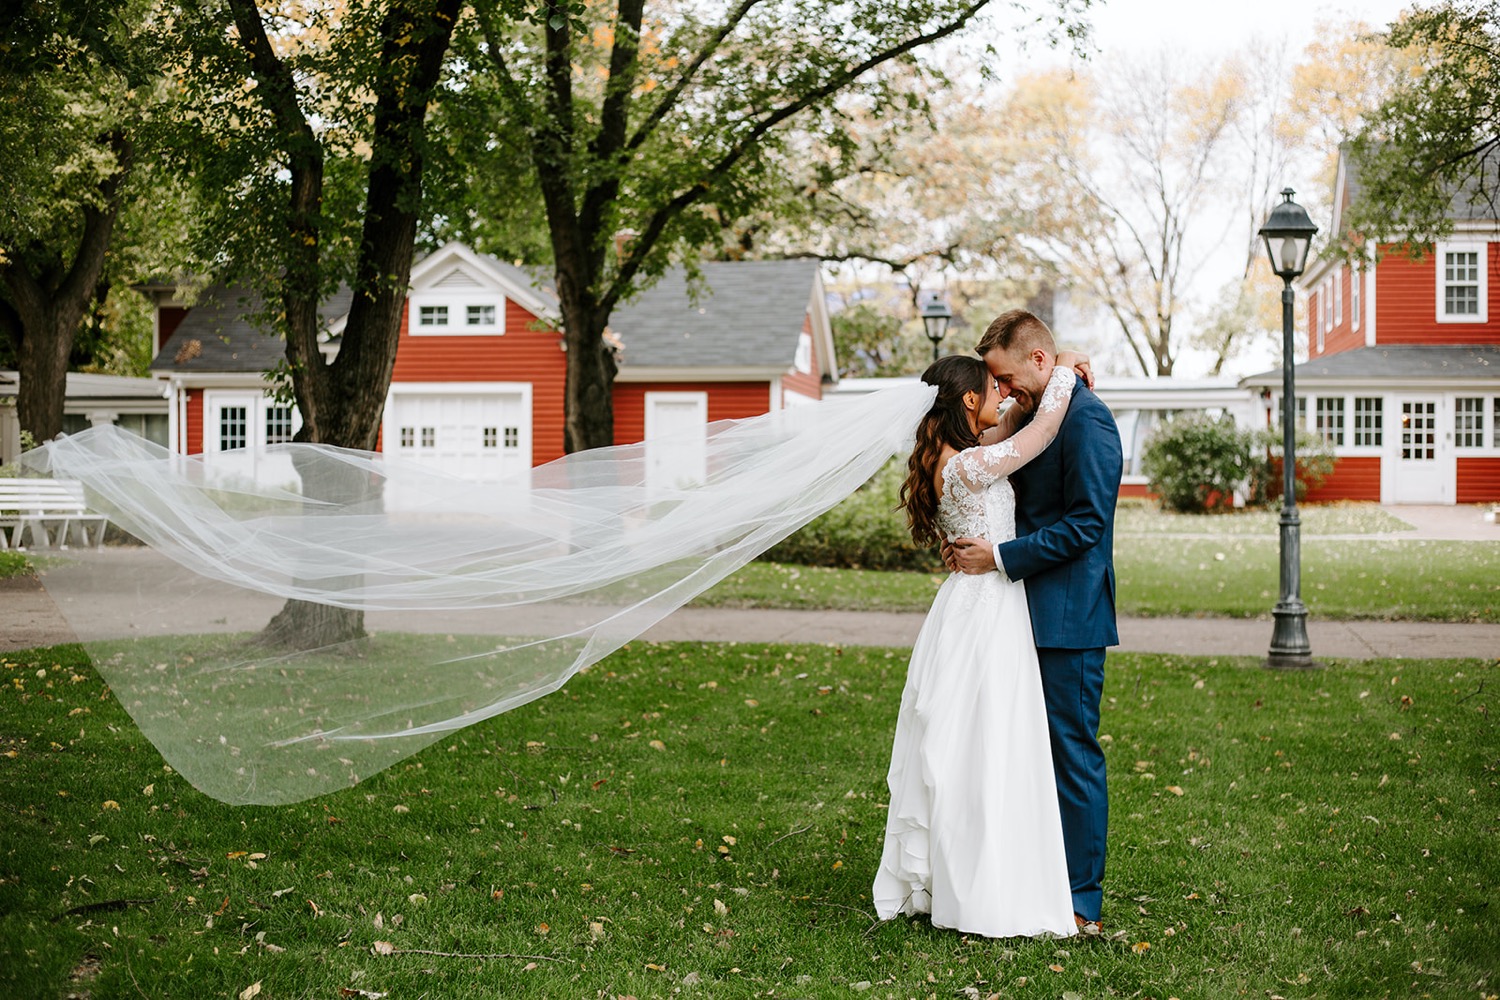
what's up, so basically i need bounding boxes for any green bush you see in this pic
[1140,414,1251,513]
[761,458,941,571]
[1246,426,1337,506]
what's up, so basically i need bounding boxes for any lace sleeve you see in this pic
[954,366,1077,493]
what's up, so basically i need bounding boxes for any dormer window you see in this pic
[1436,241,1488,323]
[409,292,505,335]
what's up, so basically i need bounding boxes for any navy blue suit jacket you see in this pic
[995,383,1123,650]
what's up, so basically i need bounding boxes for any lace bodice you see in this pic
[936,365,1077,543]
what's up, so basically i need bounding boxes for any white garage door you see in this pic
[385,385,531,483]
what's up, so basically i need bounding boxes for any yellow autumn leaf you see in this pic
[1132,941,1151,954]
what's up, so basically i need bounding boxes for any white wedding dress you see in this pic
[873,366,1077,939]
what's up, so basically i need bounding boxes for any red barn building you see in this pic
[145,243,837,487]
[1242,152,1500,504]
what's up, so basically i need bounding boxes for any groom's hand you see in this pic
[950,537,997,575]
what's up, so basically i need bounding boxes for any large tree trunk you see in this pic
[560,296,619,453]
[227,0,460,650]
[2,133,131,445]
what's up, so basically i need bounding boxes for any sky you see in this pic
[1070,0,1414,62]
[997,0,1422,378]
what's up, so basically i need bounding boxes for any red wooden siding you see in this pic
[186,389,203,455]
[612,382,770,445]
[1303,455,1381,503]
[1312,266,1365,357]
[1374,242,1500,345]
[1457,457,1500,503]
[390,300,568,464]
[780,312,822,401]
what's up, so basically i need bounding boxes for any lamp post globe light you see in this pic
[919,292,953,363]
[1258,188,1320,670]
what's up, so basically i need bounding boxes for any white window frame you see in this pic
[408,292,506,336]
[1454,396,1486,450]
[1333,269,1343,326]
[1435,241,1488,324]
[1314,395,1345,447]
[203,390,304,454]
[1351,264,1361,330]
[1350,395,1383,452]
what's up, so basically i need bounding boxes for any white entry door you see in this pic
[1389,397,1451,503]
[645,392,708,491]
[385,385,531,483]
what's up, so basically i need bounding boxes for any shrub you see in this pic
[761,458,942,571]
[1140,415,1252,513]
[1246,427,1337,505]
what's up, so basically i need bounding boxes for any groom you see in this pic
[947,308,1123,931]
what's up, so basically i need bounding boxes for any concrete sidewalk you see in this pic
[4,553,1496,660]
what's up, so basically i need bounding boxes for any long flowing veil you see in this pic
[23,381,936,805]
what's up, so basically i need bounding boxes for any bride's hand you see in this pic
[1056,349,1093,389]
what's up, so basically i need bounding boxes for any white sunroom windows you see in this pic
[1455,397,1485,449]
[1352,397,1382,447]
[1314,396,1345,446]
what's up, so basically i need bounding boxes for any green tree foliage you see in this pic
[0,0,170,441]
[450,0,1080,452]
[1346,0,1500,250]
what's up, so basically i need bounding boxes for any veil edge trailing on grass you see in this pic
[23,381,937,805]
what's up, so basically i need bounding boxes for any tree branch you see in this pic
[603,0,995,314]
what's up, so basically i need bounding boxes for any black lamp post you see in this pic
[919,293,952,363]
[1258,187,1320,670]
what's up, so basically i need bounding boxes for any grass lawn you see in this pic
[701,537,1500,622]
[2,641,1495,999]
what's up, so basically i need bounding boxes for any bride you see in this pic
[873,354,1081,939]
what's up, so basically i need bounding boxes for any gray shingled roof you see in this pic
[150,260,816,373]
[1241,345,1500,387]
[609,260,817,368]
[151,284,354,373]
[1341,143,1500,224]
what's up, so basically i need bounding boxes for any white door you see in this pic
[1389,397,1451,503]
[645,392,707,491]
[386,388,531,483]
[202,390,301,481]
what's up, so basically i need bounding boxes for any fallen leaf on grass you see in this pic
[337,990,388,999]
[1166,786,1184,796]
[372,940,395,955]
[238,982,262,1000]
[645,963,666,972]
[1048,963,1065,972]
[1131,942,1151,954]
[648,740,666,751]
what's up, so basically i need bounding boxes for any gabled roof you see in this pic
[147,249,831,379]
[609,259,823,370]
[1240,344,1500,388]
[150,284,353,374]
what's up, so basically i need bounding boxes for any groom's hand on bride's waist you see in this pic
[948,537,997,575]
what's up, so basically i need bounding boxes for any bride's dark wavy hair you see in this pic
[898,355,989,548]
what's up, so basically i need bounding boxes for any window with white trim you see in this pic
[1351,266,1361,330]
[1333,269,1342,325]
[418,305,449,327]
[467,304,496,327]
[1353,397,1381,447]
[219,406,248,451]
[265,405,295,445]
[1315,396,1344,446]
[1494,398,1500,448]
[1455,397,1485,448]
[1436,242,1488,322]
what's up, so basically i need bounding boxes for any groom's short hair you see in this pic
[976,309,1056,358]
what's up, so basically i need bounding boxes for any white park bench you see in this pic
[0,477,109,550]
